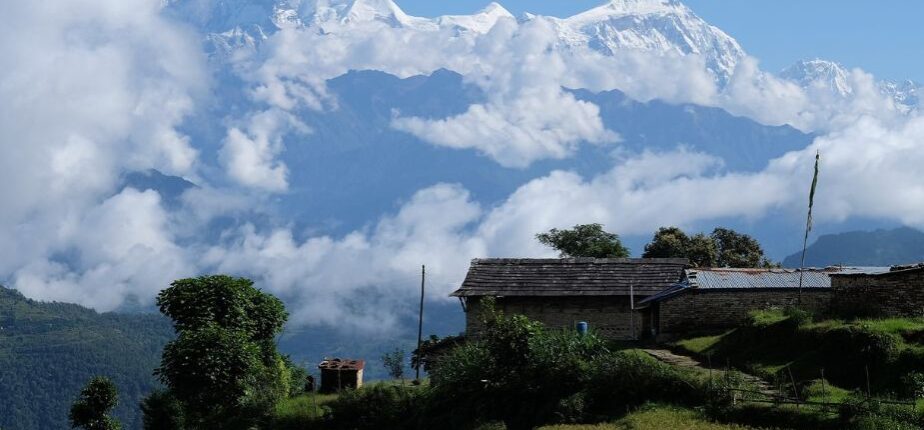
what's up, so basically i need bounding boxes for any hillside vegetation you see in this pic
[672,309,924,395]
[0,286,172,429]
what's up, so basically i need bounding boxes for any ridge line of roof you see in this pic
[470,257,689,264]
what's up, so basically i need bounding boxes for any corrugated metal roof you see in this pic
[687,266,890,290]
[831,264,924,277]
[450,258,688,297]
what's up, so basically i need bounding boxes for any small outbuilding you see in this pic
[318,358,365,393]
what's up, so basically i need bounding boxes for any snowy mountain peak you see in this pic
[575,0,685,18]
[436,2,515,34]
[779,59,852,96]
[305,0,433,29]
[555,0,744,84]
[780,59,920,109]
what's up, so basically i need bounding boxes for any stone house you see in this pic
[450,258,688,340]
[831,264,924,317]
[636,267,887,338]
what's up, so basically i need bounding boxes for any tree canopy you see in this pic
[642,226,775,268]
[153,275,291,429]
[536,224,630,258]
[69,376,121,430]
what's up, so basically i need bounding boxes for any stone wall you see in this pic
[656,289,832,335]
[464,296,642,340]
[831,270,924,318]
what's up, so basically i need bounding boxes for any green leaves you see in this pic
[156,275,287,342]
[536,223,630,258]
[69,376,120,430]
[643,226,775,268]
[153,275,291,429]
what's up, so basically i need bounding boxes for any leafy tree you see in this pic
[154,275,290,429]
[140,390,184,430]
[642,226,773,268]
[687,233,720,267]
[642,227,718,267]
[536,224,629,258]
[381,347,406,381]
[642,227,691,259]
[711,227,774,268]
[69,376,121,430]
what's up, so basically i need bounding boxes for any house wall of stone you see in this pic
[831,271,924,318]
[657,289,832,335]
[464,296,643,340]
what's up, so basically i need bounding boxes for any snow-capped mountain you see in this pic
[549,0,744,84]
[780,59,853,97]
[436,2,515,35]
[168,0,745,83]
[780,59,920,109]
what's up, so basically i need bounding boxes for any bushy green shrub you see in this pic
[784,307,814,326]
[326,385,423,430]
[427,299,704,429]
[583,352,702,418]
[140,390,185,430]
[838,393,924,430]
[898,371,924,400]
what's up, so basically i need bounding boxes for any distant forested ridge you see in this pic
[783,227,924,267]
[0,286,172,430]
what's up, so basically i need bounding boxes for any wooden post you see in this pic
[865,365,871,399]
[820,368,828,407]
[787,366,799,405]
[415,265,426,382]
[629,284,635,340]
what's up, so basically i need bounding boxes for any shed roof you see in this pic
[637,266,891,307]
[450,258,688,297]
[318,358,365,371]
[686,267,883,290]
[830,263,924,277]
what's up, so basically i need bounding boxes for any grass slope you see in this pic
[672,309,924,395]
[0,286,173,430]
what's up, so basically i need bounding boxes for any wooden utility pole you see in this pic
[415,265,426,382]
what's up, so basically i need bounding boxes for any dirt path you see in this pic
[641,349,775,397]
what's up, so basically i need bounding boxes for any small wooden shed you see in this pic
[318,358,365,393]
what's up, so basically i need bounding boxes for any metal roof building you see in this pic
[638,266,890,307]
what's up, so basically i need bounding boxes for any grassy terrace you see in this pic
[671,309,924,395]
[538,405,758,429]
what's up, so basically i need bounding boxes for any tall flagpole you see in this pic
[798,151,820,304]
[415,265,425,382]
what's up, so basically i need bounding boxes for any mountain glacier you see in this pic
[170,0,745,85]
[780,58,920,110]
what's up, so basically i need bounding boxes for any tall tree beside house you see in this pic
[711,227,775,268]
[69,376,121,430]
[643,226,774,268]
[152,275,291,429]
[536,223,630,258]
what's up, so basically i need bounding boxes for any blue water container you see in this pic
[576,321,588,335]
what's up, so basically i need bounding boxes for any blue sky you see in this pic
[399,0,923,82]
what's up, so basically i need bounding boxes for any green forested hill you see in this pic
[0,286,172,430]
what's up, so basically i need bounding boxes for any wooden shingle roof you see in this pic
[450,258,689,297]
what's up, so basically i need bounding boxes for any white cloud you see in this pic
[200,183,486,332]
[220,109,308,192]
[13,189,193,310]
[0,0,204,301]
